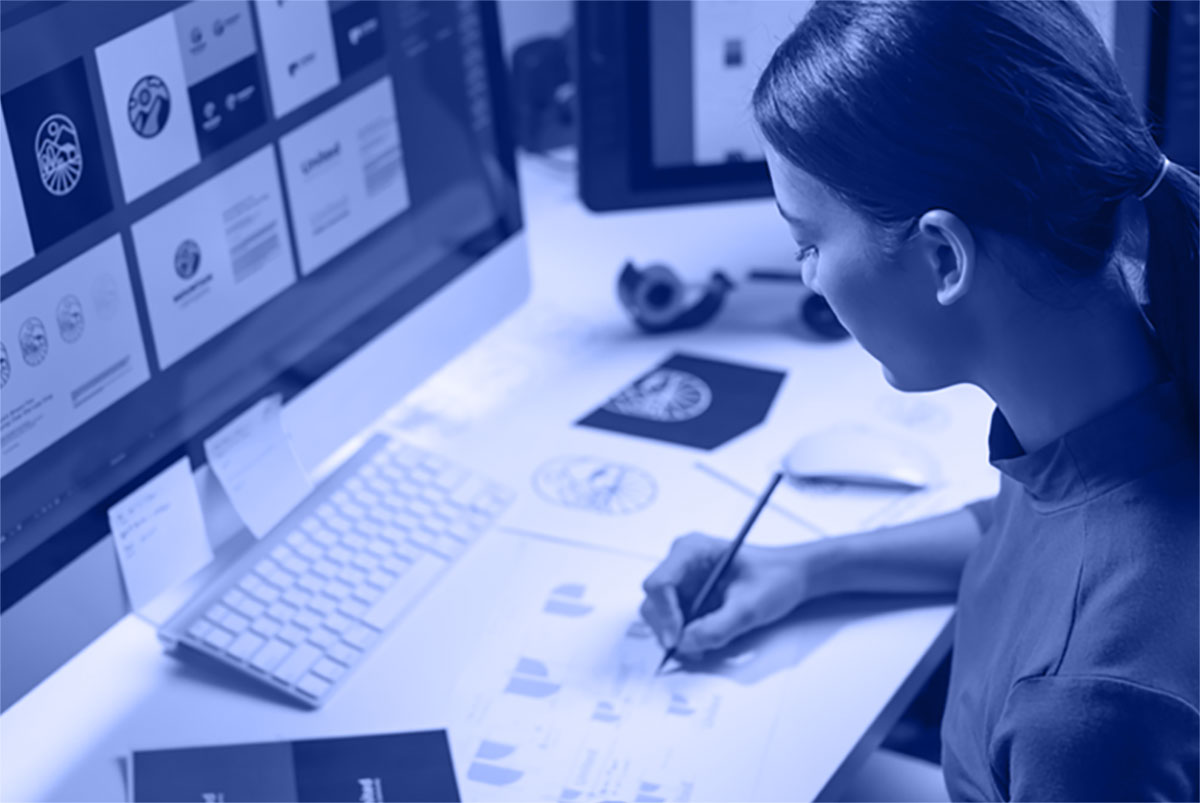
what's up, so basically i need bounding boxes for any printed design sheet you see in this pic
[1,236,151,475]
[446,538,852,802]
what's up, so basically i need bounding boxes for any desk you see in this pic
[0,155,997,802]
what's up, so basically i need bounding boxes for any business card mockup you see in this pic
[131,145,297,369]
[279,76,410,273]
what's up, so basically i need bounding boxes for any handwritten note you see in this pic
[204,395,312,537]
[108,457,213,611]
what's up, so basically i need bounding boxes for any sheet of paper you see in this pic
[108,457,213,611]
[446,536,900,802]
[204,394,311,537]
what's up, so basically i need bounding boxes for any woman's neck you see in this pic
[977,294,1167,454]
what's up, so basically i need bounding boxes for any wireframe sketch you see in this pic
[56,294,85,343]
[128,75,171,138]
[35,114,83,196]
[602,368,713,422]
[1,343,10,388]
[533,456,658,515]
[18,317,48,366]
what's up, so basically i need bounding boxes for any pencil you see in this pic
[655,471,785,674]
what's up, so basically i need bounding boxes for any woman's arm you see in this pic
[806,506,984,598]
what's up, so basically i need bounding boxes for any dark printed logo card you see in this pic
[131,730,460,802]
[577,353,785,450]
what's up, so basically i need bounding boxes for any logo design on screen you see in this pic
[175,239,202,279]
[35,114,83,196]
[1,343,10,388]
[18,317,49,366]
[128,75,171,138]
[602,369,713,422]
[56,295,85,343]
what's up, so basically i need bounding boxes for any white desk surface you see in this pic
[0,155,998,802]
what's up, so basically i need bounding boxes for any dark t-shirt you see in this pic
[941,381,1199,801]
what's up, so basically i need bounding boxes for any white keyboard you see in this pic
[161,433,513,707]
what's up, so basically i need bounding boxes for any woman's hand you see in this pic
[639,532,823,659]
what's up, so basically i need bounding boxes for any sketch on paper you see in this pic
[533,456,657,515]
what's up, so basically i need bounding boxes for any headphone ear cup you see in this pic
[629,264,687,327]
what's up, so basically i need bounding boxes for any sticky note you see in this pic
[204,394,311,537]
[109,457,213,611]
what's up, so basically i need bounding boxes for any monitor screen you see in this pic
[0,0,520,612]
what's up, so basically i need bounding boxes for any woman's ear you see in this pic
[916,210,975,306]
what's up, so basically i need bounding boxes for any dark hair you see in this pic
[753,0,1198,429]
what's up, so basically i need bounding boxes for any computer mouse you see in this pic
[783,424,938,489]
[799,294,850,341]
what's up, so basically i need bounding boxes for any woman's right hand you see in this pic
[639,532,828,660]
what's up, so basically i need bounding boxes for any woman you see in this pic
[638,2,1198,800]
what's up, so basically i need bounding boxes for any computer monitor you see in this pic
[0,0,527,710]
[576,0,1151,213]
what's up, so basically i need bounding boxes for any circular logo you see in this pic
[603,369,713,422]
[1,343,10,389]
[533,456,657,515]
[18,318,48,366]
[35,114,83,196]
[174,239,201,279]
[56,295,85,343]
[129,75,171,138]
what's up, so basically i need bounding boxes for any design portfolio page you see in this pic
[0,0,515,594]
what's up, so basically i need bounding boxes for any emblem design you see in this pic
[175,239,201,279]
[128,75,171,138]
[56,295,85,343]
[533,456,657,515]
[603,369,713,422]
[1,343,10,388]
[18,318,49,366]
[35,114,83,195]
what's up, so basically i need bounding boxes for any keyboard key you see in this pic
[343,533,367,551]
[203,627,235,650]
[340,598,369,619]
[344,625,378,650]
[327,546,353,564]
[338,567,367,586]
[224,613,251,633]
[288,529,310,546]
[296,542,322,561]
[250,640,290,673]
[393,542,424,564]
[356,520,383,537]
[367,570,394,590]
[323,581,354,600]
[251,616,281,638]
[363,559,444,630]
[312,560,339,578]
[353,585,383,605]
[278,624,307,645]
[346,476,366,492]
[312,528,338,546]
[235,598,266,619]
[316,503,337,521]
[270,545,293,561]
[367,539,392,557]
[301,517,323,534]
[283,588,311,609]
[382,555,411,574]
[331,490,352,506]
[238,575,266,595]
[273,643,322,685]
[280,555,308,575]
[352,554,379,573]
[324,613,353,633]
[294,610,322,630]
[267,602,297,622]
[311,658,347,682]
[188,620,214,641]
[221,589,249,609]
[309,595,337,616]
[205,604,233,625]
[228,632,265,661]
[297,673,332,699]
[340,501,367,519]
[328,643,363,666]
[308,628,338,649]
[299,575,325,594]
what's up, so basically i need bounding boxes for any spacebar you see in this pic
[363,559,446,631]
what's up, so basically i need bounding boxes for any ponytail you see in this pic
[1142,161,1199,434]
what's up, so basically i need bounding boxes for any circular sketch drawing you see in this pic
[19,318,48,366]
[175,239,201,279]
[56,295,85,343]
[533,456,657,515]
[128,75,171,138]
[35,114,83,196]
[1,343,10,388]
[603,368,712,422]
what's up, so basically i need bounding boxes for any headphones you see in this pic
[617,260,850,340]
